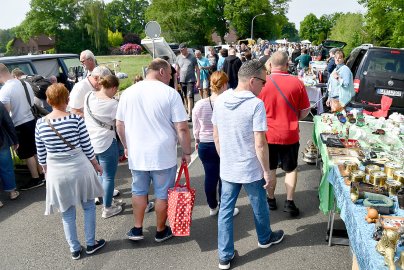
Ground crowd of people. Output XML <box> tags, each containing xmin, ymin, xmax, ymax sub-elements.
<box><xmin>0</xmin><ymin>41</ymin><xmax>354</xmax><ymax>269</ymax></box>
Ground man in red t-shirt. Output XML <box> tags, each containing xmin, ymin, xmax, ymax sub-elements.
<box><xmin>258</xmin><ymin>51</ymin><xmax>310</xmax><ymax>217</ymax></box>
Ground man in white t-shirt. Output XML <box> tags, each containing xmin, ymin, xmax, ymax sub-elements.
<box><xmin>69</xmin><ymin>66</ymin><xmax>111</xmax><ymax>116</ymax></box>
<box><xmin>212</xmin><ymin>60</ymin><xmax>284</xmax><ymax>269</ymax></box>
<box><xmin>0</xmin><ymin>63</ymin><xmax>44</xmax><ymax>190</ymax></box>
<box><xmin>116</xmin><ymin>58</ymin><xmax>192</xmax><ymax>243</ymax></box>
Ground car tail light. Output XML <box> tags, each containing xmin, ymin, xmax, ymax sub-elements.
<box><xmin>391</xmin><ymin>50</ymin><xmax>400</xmax><ymax>54</ymax></box>
<box><xmin>354</xmin><ymin>79</ymin><xmax>360</xmax><ymax>93</ymax></box>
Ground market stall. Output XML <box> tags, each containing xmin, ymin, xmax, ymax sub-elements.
<box><xmin>313</xmin><ymin>111</ymin><xmax>404</xmax><ymax>269</ymax></box>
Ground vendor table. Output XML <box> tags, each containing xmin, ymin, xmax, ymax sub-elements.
<box><xmin>313</xmin><ymin>115</ymin><xmax>404</xmax><ymax>269</ymax></box>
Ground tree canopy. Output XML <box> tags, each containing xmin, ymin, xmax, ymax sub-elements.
<box><xmin>358</xmin><ymin>0</ymin><xmax>404</xmax><ymax>48</ymax></box>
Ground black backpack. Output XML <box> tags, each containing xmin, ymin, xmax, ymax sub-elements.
<box><xmin>25</xmin><ymin>75</ymin><xmax>52</xmax><ymax>100</ymax></box>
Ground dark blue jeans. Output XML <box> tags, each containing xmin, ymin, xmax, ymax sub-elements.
<box><xmin>0</xmin><ymin>145</ymin><xmax>16</xmax><ymax>191</ymax></box>
<box><xmin>198</xmin><ymin>142</ymin><xmax>221</xmax><ymax>209</ymax></box>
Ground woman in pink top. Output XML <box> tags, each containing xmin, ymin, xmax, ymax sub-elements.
<box><xmin>193</xmin><ymin>71</ymin><xmax>239</xmax><ymax>217</ymax></box>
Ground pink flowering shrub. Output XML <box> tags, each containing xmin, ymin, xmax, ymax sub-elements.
<box><xmin>120</xmin><ymin>43</ymin><xmax>142</xmax><ymax>55</ymax></box>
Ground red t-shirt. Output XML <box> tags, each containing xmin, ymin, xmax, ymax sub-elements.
<box><xmin>258</xmin><ymin>71</ymin><xmax>310</xmax><ymax>145</ymax></box>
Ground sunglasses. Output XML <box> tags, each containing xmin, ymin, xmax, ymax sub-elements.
<box><xmin>253</xmin><ymin>76</ymin><xmax>266</xmax><ymax>85</ymax></box>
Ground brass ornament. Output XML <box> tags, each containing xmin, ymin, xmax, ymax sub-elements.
<box><xmin>376</xmin><ymin>229</ymin><xmax>401</xmax><ymax>270</ymax></box>
<box><xmin>365</xmin><ymin>164</ymin><xmax>381</xmax><ymax>175</ymax></box>
<box><xmin>393</xmin><ymin>170</ymin><xmax>404</xmax><ymax>184</ymax></box>
<box><xmin>349</xmin><ymin>170</ymin><xmax>366</xmax><ymax>183</ymax></box>
<box><xmin>369</xmin><ymin>171</ymin><xmax>388</xmax><ymax>187</ymax></box>
<box><xmin>384</xmin><ymin>161</ymin><xmax>402</xmax><ymax>179</ymax></box>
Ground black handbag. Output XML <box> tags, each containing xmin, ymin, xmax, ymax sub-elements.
<box><xmin>20</xmin><ymin>80</ymin><xmax>49</xmax><ymax>119</ymax></box>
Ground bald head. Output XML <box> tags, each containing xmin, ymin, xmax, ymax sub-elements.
<box><xmin>270</xmin><ymin>51</ymin><xmax>289</xmax><ymax>70</ymax></box>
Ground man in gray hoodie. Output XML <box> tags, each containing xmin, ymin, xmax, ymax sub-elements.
<box><xmin>212</xmin><ymin>60</ymin><xmax>284</xmax><ymax>270</ymax></box>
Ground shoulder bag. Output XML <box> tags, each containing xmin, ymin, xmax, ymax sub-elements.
<box><xmin>85</xmin><ymin>93</ymin><xmax>114</xmax><ymax>130</ymax></box>
<box><xmin>45</xmin><ymin>117</ymin><xmax>76</xmax><ymax>150</ymax></box>
<box><xmin>268</xmin><ymin>75</ymin><xmax>299</xmax><ymax>118</ymax></box>
<box><xmin>20</xmin><ymin>80</ymin><xmax>49</xmax><ymax>119</ymax></box>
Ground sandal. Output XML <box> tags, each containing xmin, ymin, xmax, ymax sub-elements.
<box><xmin>10</xmin><ymin>190</ymin><xmax>20</xmax><ymax>200</ymax></box>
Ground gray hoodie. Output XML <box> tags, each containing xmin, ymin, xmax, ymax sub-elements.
<box><xmin>212</xmin><ymin>89</ymin><xmax>267</xmax><ymax>183</ymax></box>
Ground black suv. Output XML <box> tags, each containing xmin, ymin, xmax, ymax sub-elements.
<box><xmin>346</xmin><ymin>45</ymin><xmax>404</xmax><ymax>113</ymax></box>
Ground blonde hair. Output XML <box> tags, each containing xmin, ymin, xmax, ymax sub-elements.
<box><xmin>210</xmin><ymin>71</ymin><xmax>228</xmax><ymax>94</ymax></box>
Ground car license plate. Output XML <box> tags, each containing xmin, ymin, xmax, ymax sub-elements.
<box><xmin>377</xmin><ymin>89</ymin><xmax>402</xmax><ymax>97</ymax></box>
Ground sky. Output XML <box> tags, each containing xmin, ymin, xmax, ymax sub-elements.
<box><xmin>0</xmin><ymin>0</ymin><xmax>367</xmax><ymax>30</ymax></box>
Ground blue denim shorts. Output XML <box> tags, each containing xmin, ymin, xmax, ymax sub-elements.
<box><xmin>130</xmin><ymin>165</ymin><xmax>177</xmax><ymax>200</ymax></box>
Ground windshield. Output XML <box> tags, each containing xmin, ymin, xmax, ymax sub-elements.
<box><xmin>4</xmin><ymin>63</ymin><xmax>35</xmax><ymax>75</ymax></box>
<box><xmin>62</xmin><ymin>57</ymin><xmax>83</xmax><ymax>81</ymax></box>
<box><xmin>363</xmin><ymin>50</ymin><xmax>404</xmax><ymax>77</ymax></box>
<box><xmin>322</xmin><ymin>40</ymin><xmax>346</xmax><ymax>49</ymax></box>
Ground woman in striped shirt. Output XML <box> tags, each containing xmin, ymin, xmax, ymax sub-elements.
<box><xmin>35</xmin><ymin>83</ymin><xmax>105</xmax><ymax>260</ymax></box>
<box><xmin>192</xmin><ymin>71</ymin><xmax>239</xmax><ymax>217</ymax></box>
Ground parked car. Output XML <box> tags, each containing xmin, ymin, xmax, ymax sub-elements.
<box><xmin>0</xmin><ymin>54</ymin><xmax>82</xmax><ymax>91</ymax></box>
<box><xmin>346</xmin><ymin>45</ymin><xmax>404</xmax><ymax>113</ymax></box>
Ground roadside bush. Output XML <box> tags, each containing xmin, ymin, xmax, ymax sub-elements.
<box><xmin>120</xmin><ymin>43</ymin><xmax>142</xmax><ymax>55</ymax></box>
<box><xmin>108</xmin><ymin>29</ymin><xmax>123</xmax><ymax>47</ymax></box>
<box><xmin>109</xmin><ymin>47</ymin><xmax>123</xmax><ymax>55</ymax></box>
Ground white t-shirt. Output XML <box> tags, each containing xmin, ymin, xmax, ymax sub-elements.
<box><xmin>68</xmin><ymin>78</ymin><xmax>95</xmax><ymax>110</ymax></box>
<box><xmin>84</xmin><ymin>92</ymin><xmax>118</xmax><ymax>154</ymax></box>
<box><xmin>0</xmin><ymin>79</ymin><xmax>35</xmax><ymax>126</ymax></box>
<box><xmin>116</xmin><ymin>80</ymin><xmax>188</xmax><ymax>170</ymax></box>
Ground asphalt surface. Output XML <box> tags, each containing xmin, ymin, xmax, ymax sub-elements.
<box><xmin>0</xmin><ymin>121</ymin><xmax>351</xmax><ymax>270</ymax></box>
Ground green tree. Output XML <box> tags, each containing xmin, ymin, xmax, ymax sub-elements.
<box><xmin>281</xmin><ymin>22</ymin><xmax>299</xmax><ymax>42</ymax></box>
<box><xmin>105</xmin><ymin>0</ymin><xmax>149</xmax><ymax>35</ymax></box>
<box><xmin>329</xmin><ymin>12</ymin><xmax>367</xmax><ymax>54</ymax></box>
<box><xmin>145</xmin><ymin>0</ymin><xmax>210</xmax><ymax>45</ymax></box>
<box><xmin>84</xmin><ymin>1</ymin><xmax>108</xmax><ymax>53</ymax></box>
<box><xmin>299</xmin><ymin>14</ymin><xmax>320</xmax><ymax>43</ymax></box>
<box><xmin>108</xmin><ymin>29</ymin><xmax>124</xmax><ymax>47</ymax></box>
<box><xmin>358</xmin><ymin>0</ymin><xmax>404</xmax><ymax>47</ymax></box>
<box><xmin>0</xmin><ymin>29</ymin><xmax>15</xmax><ymax>53</ymax></box>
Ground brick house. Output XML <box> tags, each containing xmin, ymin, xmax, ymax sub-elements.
<box><xmin>11</xmin><ymin>34</ymin><xmax>55</xmax><ymax>55</ymax></box>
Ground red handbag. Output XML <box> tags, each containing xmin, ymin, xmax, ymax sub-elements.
<box><xmin>167</xmin><ymin>162</ymin><xmax>196</xmax><ymax>236</ymax></box>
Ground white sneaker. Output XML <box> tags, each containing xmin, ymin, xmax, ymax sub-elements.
<box><xmin>102</xmin><ymin>205</ymin><xmax>122</xmax><ymax>219</ymax></box>
<box><xmin>113</xmin><ymin>189</ymin><xmax>120</xmax><ymax>197</ymax></box>
<box><xmin>209</xmin><ymin>206</ymin><xmax>219</xmax><ymax>216</ymax></box>
<box><xmin>95</xmin><ymin>197</ymin><xmax>101</xmax><ymax>205</ymax></box>
<box><xmin>145</xmin><ymin>202</ymin><xmax>155</xmax><ymax>213</ymax></box>
<box><xmin>233</xmin><ymin>208</ymin><xmax>240</xmax><ymax>217</ymax></box>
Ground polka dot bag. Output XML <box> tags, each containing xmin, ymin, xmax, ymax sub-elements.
<box><xmin>167</xmin><ymin>161</ymin><xmax>196</xmax><ymax>236</ymax></box>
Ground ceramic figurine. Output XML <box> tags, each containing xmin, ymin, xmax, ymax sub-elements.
<box><xmin>365</xmin><ymin>208</ymin><xmax>379</xmax><ymax>223</ymax></box>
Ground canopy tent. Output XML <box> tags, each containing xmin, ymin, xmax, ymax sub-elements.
<box><xmin>301</xmin><ymin>40</ymin><xmax>312</xmax><ymax>44</ymax></box>
<box><xmin>275</xmin><ymin>39</ymin><xmax>287</xmax><ymax>44</ymax></box>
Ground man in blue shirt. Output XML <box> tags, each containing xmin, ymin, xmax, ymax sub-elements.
<box><xmin>195</xmin><ymin>50</ymin><xmax>211</xmax><ymax>98</ymax></box>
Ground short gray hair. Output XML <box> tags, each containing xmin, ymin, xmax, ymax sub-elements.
<box><xmin>81</xmin><ymin>50</ymin><xmax>95</xmax><ymax>61</ymax></box>
<box><xmin>92</xmin><ymin>65</ymin><xmax>112</xmax><ymax>78</ymax></box>
<box><xmin>238</xmin><ymin>59</ymin><xmax>266</xmax><ymax>80</ymax></box>
<box><xmin>270</xmin><ymin>51</ymin><xmax>288</xmax><ymax>67</ymax></box>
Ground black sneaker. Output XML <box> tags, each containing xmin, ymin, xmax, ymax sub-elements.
<box><xmin>127</xmin><ymin>227</ymin><xmax>144</xmax><ymax>241</ymax></box>
<box><xmin>267</xmin><ymin>197</ymin><xmax>277</xmax><ymax>210</ymax></box>
<box><xmin>155</xmin><ymin>226</ymin><xmax>173</xmax><ymax>243</ymax></box>
<box><xmin>284</xmin><ymin>200</ymin><xmax>300</xmax><ymax>217</ymax></box>
<box><xmin>71</xmin><ymin>247</ymin><xmax>82</xmax><ymax>260</ymax></box>
<box><xmin>258</xmin><ymin>230</ymin><xmax>285</xmax><ymax>248</ymax></box>
<box><xmin>20</xmin><ymin>178</ymin><xmax>45</xmax><ymax>190</ymax></box>
<box><xmin>218</xmin><ymin>252</ymin><xmax>235</xmax><ymax>270</ymax></box>
<box><xmin>86</xmin><ymin>239</ymin><xmax>106</xmax><ymax>255</ymax></box>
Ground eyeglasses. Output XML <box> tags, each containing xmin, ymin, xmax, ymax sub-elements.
<box><xmin>253</xmin><ymin>76</ymin><xmax>266</xmax><ymax>85</ymax></box>
<box><xmin>80</xmin><ymin>58</ymin><xmax>89</xmax><ymax>64</ymax></box>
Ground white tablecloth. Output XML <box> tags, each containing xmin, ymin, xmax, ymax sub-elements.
<box><xmin>306</xmin><ymin>86</ymin><xmax>324</xmax><ymax>114</ymax></box>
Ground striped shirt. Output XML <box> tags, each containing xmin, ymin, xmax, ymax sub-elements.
<box><xmin>35</xmin><ymin>114</ymin><xmax>95</xmax><ymax>165</ymax></box>
<box><xmin>192</xmin><ymin>98</ymin><xmax>214</xmax><ymax>142</ymax></box>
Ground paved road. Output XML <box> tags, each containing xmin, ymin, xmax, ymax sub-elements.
<box><xmin>0</xmin><ymin>121</ymin><xmax>351</xmax><ymax>270</ymax></box>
